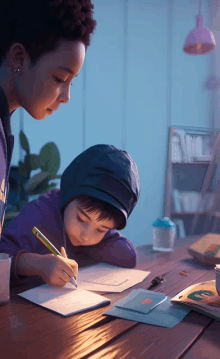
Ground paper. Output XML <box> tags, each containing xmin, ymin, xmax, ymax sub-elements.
<box><xmin>18</xmin><ymin>286</ymin><xmax>110</xmax><ymax>317</ymax></box>
<box><xmin>114</xmin><ymin>288</ymin><xmax>167</xmax><ymax>314</ymax></box>
<box><xmin>105</xmin><ymin>289</ymin><xmax>190</xmax><ymax>328</ymax></box>
<box><xmin>76</xmin><ymin>263</ymin><xmax>150</xmax><ymax>292</ymax></box>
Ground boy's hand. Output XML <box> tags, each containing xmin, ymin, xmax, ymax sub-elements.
<box><xmin>38</xmin><ymin>254</ymin><xmax>78</xmax><ymax>287</ymax></box>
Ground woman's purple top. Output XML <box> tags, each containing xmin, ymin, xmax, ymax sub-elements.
<box><xmin>0</xmin><ymin>188</ymin><xmax>138</xmax><ymax>279</ymax></box>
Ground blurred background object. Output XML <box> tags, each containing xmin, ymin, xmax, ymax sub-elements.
<box><xmin>183</xmin><ymin>0</ymin><xmax>216</xmax><ymax>55</ymax></box>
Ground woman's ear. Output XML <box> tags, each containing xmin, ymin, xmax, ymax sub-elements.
<box><xmin>9</xmin><ymin>42</ymin><xmax>28</xmax><ymax>72</ymax></box>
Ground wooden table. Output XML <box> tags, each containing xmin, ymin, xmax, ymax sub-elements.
<box><xmin>1</xmin><ymin>235</ymin><xmax>220</xmax><ymax>359</ymax></box>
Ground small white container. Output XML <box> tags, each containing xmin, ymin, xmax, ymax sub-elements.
<box><xmin>0</xmin><ymin>253</ymin><xmax>11</xmax><ymax>305</ymax></box>
<box><xmin>215</xmin><ymin>266</ymin><xmax>220</xmax><ymax>296</ymax></box>
<box><xmin>152</xmin><ymin>217</ymin><xmax>175</xmax><ymax>252</ymax></box>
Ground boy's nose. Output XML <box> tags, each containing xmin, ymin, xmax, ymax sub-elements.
<box><xmin>79</xmin><ymin>232</ymin><xmax>89</xmax><ymax>245</ymax></box>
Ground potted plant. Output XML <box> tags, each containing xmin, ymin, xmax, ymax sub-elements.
<box><xmin>4</xmin><ymin>130</ymin><xmax>61</xmax><ymax>227</ymax></box>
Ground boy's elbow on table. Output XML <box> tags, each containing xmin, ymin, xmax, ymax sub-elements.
<box><xmin>118</xmin><ymin>252</ymin><xmax>137</xmax><ymax>268</ymax></box>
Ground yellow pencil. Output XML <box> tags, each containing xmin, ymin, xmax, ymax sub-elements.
<box><xmin>32</xmin><ymin>227</ymin><xmax>77</xmax><ymax>288</ymax></box>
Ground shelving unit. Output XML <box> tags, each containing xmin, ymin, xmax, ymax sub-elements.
<box><xmin>164</xmin><ymin>125</ymin><xmax>220</xmax><ymax>236</ymax></box>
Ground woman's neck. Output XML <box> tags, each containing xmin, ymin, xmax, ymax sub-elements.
<box><xmin>0</xmin><ymin>67</ymin><xmax>20</xmax><ymax>113</ymax></box>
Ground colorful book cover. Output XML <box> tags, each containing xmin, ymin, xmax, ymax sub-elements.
<box><xmin>171</xmin><ymin>280</ymin><xmax>220</xmax><ymax>321</ymax></box>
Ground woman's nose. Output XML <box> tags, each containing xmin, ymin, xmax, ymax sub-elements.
<box><xmin>59</xmin><ymin>86</ymin><xmax>70</xmax><ymax>104</ymax></box>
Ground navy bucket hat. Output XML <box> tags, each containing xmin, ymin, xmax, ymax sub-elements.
<box><xmin>59</xmin><ymin>144</ymin><xmax>140</xmax><ymax>230</ymax></box>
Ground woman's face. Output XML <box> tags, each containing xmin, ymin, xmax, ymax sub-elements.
<box><xmin>9</xmin><ymin>39</ymin><xmax>85</xmax><ymax>119</ymax></box>
<box><xmin>63</xmin><ymin>199</ymin><xmax>115</xmax><ymax>247</ymax></box>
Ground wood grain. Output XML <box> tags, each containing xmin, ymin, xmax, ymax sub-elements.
<box><xmin>1</xmin><ymin>235</ymin><xmax>218</xmax><ymax>359</ymax></box>
<box><xmin>182</xmin><ymin>320</ymin><xmax>220</xmax><ymax>358</ymax></box>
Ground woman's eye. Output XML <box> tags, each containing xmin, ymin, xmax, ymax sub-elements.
<box><xmin>54</xmin><ymin>76</ymin><xmax>65</xmax><ymax>84</ymax></box>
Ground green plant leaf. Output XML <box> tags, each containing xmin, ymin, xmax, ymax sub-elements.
<box><xmin>48</xmin><ymin>182</ymin><xmax>57</xmax><ymax>187</ymax></box>
<box><xmin>31</xmin><ymin>180</ymin><xmax>56</xmax><ymax>195</ymax></box>
<box><xmin>24</xmin><ymin>171</ymin><xmax>50</xmax><ymax>193</ymax></box>
<box><xmin>18</xmin><ymin>160</ymin><xmax>27</xmax><ymax>179</ymax></box>
<box><xmin>29</xmin><ymin>154</ymin><xmax>40</xmax><ymax>171</ymax></box>
<box><xmin>39</xmin><ymin>142</ymin><xmax>60</xmax><ymax>178</ymax></box>
<box><xmin>20</xmin><ymin>130</ymin><xmax>30</xmax><ymax>154</ymax></box>
<box><xmin>38</xmin><ymin>183</ymin><xmax>57</xmax><ymax>194</ymax></box>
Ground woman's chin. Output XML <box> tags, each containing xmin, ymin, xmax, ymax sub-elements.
<box><xmin>27</xmin><ymin>108</ymin><xmax>47</xmax><ymax>120</ymax></box>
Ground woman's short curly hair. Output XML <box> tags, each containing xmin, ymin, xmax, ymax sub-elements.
<box><xmin>0</xmin><ymin>0</ymin><xmax>97</xmax><ymax>66</ymax></box>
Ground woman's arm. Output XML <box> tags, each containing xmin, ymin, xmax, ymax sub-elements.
<box><xmin>78</xmin><ymin>229</ymin><xmax>138</xmax><ymax>268</ymax></box>
<box><xmin>0</xmin><ymin>201</ymin><xmax>47</xmax><ymax>279</ymax></box>
<box><xmin>0</xmin><ymin>190</ymin><xmax>62</xmax><ymax>279</ymax></box>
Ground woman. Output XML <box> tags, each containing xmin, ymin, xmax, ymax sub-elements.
<box><xmin>0</xmin><ymin>0</ymin><xmax>96</xmax><ymax>237</ymax></box>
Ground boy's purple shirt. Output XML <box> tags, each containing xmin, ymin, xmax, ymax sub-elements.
<box><xmin>0</xmin><ymin>188</ymin><xmax>138</xmax><ymax>279</ymax></box>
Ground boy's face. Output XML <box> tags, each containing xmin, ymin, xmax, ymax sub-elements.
<box><xmin>7</xmin><ymin>39</ymin><xmax>85</xmax><ymax>119</ymax></box>
<box><xmin>63</xmin><ymin>199</ymin><xmax>116</xmax><ymax>246</ymax></box>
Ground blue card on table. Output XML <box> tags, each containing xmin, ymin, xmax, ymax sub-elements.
<box><xmin>105</xmin><ymin>289</ymin><xmax>191</xmax><ymax>328</ymax></box>
<box><xmin>114</xmin><ymin>289</ymin><xmax>167</xmax><ymax>314</ymax></box>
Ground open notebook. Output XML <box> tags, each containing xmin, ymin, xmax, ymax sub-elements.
<box><xmin>18</xmin><ymin>286</ymin><xmax>110</xmax><ymax>317</ymax></box>
<box><xmin>18</xmin><ymin>263</ymin><xmax>150</xmax><ymax>316</ymax></box>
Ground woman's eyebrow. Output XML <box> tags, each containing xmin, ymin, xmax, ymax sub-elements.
<box><xmin>57</xmin><ymin>66</ymin><xmax>74</xmax><ymax>75</ymax></box>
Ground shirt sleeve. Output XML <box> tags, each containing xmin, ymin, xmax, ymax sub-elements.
<box><xmin>0</xmin><ymin>201</ymin><xmax>51</xmax><ymax>280</ymax></box>
<box><xmin>78</xmin><ymin>229</ymin><xmax>138</xmax><ymax>268</ymax></box>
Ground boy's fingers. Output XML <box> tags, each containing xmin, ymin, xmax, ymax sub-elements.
<box><xmin>65</xmin><ymin>258</ymin><xmax>78</xmax><ymax>275</ymax></box>
<box><xmin>61</xmin><ymin>247</ymin><xmax>67</xmax><ymax>258</ymax></box>
<box><xmin>62</xmin><ymin>261</ymin><xmax>77</xmax><ymax>279</ymax></box>
<box><xmin>57</xmin><ymin>271</ymin><xmax>71</xmax><ymax>285</ymax></box>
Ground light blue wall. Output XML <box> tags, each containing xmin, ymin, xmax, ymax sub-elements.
<box><xmin>171</xmin><ymin>0</ymin><xmax>212</xmax><ymax>128</ymax></box>
<box><xmin>10</xmin><ymin>0</ymin><xmax>213</xmax><ymax>246</ymax></box>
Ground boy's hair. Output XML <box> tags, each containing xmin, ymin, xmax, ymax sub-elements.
<box><xmin>0</xmin><ymin>0</ymin><xmax>97</xmax><ymax>67</ymax></box>
<box><xmin>71</xmin><ymin>195</ymin><xmax>124</xmax><ymax>230</ymax></box>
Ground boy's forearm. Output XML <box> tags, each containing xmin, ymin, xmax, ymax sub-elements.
<box><xmin>16</xmin><ymin>253</ymin><xmax>43</xmax><ymax>277</ymax></box>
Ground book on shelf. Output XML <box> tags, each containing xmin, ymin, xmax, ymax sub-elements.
<box><xmin>171</xmin><ymin>129</ymin><xmax>212</xmax><ymax>163</ymax></box>
<box><xmin>172</xmin><ymin>189</ymin><xmax>182</xmax><ymax>212</ymax></box>
<box><xmin>172</xmin><ymin>190</ymin><xmax>215</xmax><ymax>213</ymax></box>
<box><xmin>185</xmin><ymin>134</ymin><xmax>193</xmax><ymax>163</ymax></box>
<box><xmin>171</xmin><ymin>134</ymin><xmax>182</xmax><ymax>163</ymax></box>
<box><xmin>172</xmin><ymin>218</ymin><xmax>186</xmax><ymax>238</ymax></box>
<box><xmin>173</xmin><ymin>129</ymin><xmax>187</xmax><ymax>162</ymax></box>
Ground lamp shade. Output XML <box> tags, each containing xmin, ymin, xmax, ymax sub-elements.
<box><xmin>183</xmin><ymin>15</ymin><xmax>216</xmax><ymax>55</ymax></box>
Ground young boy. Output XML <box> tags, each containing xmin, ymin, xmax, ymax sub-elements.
<box><xmin>0</xmin><ymin>0</ymin><xmax>96</xmax><ymax>237</ymax></box>
<box><xmin>0</xmin><ymin>144</ymin><xmax>140</xmax><ymax>287</ymax></box>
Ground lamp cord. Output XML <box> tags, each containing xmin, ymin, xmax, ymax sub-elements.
<box><xmin>199</xmin><ymin>0</ymin><xmax>201</xmax><ymax>16</ymax></box>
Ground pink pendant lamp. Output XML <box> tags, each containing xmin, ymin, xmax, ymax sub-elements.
<box><xmin>183</xmin><ymin>0</ymin><xmax>216</xmax><ymax>55</ymax></box>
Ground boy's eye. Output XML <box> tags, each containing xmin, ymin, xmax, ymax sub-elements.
<box><xmin>77</xmin><ymin>215</ymin><xmax>105</xmax><ymax>234</ymax></box>
<box><xmin>77</xmin><ymin>215</ymin><xmax>84</xmax><ymax>223</ymax></box>
<box><xmin>97</xmin><ymin>229</ymin><xmax>105</xmax><ymax>234</ymax></box>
